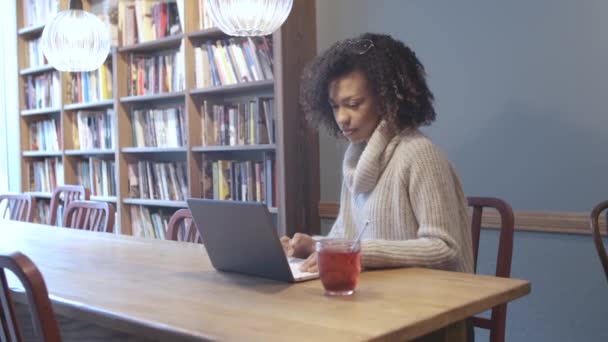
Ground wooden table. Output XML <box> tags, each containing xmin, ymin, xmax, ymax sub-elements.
<box><xmin>0</xmin><ymin>221</ymin><xmax>530</xmax><ymax>341</ymax></box>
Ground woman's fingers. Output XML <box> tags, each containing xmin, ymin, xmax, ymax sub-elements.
<box><xmin>280</xmin><ymin>236</ymin><xmax>293</xmax><ymax>256</ymax></box>
<box><xmin>291</xmin><ymin>233</ymin><xmax>315</xmax><ymax>258</ymax></box>
<box><xmin>299</xmin><ymin>252</ymin><xmax>318</xmax><ymax>272</ymax></box>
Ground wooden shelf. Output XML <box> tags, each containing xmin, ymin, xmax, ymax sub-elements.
<box><xmin>118</xmin><ymin>34</ymin><xmax>184</xmax><ymax>52</ymax></box>
<box><xmin>17</xmin><ymin>24</ymin><xmax>44</xmax><ymax>37</ymax></box>
<box><xmin>64</xmin><ymin>100</ymin><xmax>114</xmax><ymax>111</ymax></box>
<box><xmin>64</xmin><ymin>149</ymin><xmax>115</xmax><ymax>156</ymax></box>
<box><xmin>192</xmin><ymin>144</ymin><xmax>276</xmax><ymax>152</ymax></box>
<box><xmin>121</xmin><ymin>147</ymin><xmax>188</xmax><ymax>154</ymax></box>
<box><xmin>19</xmin><ymin>65</ymin><xmax>55</xmax><ymax>76</ymax></box>
<box><xmin>27</xmin><ymin>191</ymin><xmax>52</xmax><ymax>199</ymax></box>
<box><xmin>187</xmin><ymin>27</ymin><xmax>224</xmax><ymax>40</ymax></box>
<box><xmin>189</xmin><ymin>80</ymin><xmax>274</xmax><ymax>96</ymax></box>
<box><xmin>91</xmin><ymin>196</ymin><xmax>117</xmax><ymax>203</ymax></box>
<box><xmin>120</xmin><ymin>92</ymin><xmax>185</xmax><ymax>103</ymax></box>
<box><xmin>122</xmin><ymin>198</ymin><xmax>188</xmax><ymax>208</ymax></box>
<box><xmin>22</xmin><ymin>151</ymin><xmax>62</xmax><ymax>157</ymax></box>
<box><xmin>20</xmin><ymin>108</ymin><xmax>61</xmax><ymax>116</ymax></box>
<box><xmin>15</xmin><ymin>0</ymin><xmax>319</xmax><ymax>237</ymax></box>
<box><xmin>27</xmin><ymin>192</ymin><xmax>115</xmax><ymax>202</ymax></box>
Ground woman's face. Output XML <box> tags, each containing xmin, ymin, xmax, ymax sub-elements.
<box><xmin>328</xmin><ymin>69</ymin><xmax>381</xmax><ymax>143</ymax></box>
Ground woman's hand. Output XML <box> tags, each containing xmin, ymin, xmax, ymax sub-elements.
<box><xmin>299</xmin><ymin>252</ymin><xmax>318</xmax><ymax>273</ymax></box>
<box><xmin>280</xmin><ymin>236</ymin><xmax>292</xmax><ymax>256</ymax></box>
<box><xmin>279</xmin><ymin>233</ymin><xmax>316</xmax><ymax>259</ymax></box>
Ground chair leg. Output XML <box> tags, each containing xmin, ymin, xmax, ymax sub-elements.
<box><xmin>489</xmin><ymin>304</ymin><xmax>507</xmax><ymax>342</ymax></box>
<box><xmin>1</xmin><ymin>273</ymin><xmax>22</xmax><ymax>341</ymax></box>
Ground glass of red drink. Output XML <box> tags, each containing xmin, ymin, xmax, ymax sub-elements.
<box><xmin>316</xmin><ymin>238</ymin><xmax>361</xmax><ymax>296</ymax></box>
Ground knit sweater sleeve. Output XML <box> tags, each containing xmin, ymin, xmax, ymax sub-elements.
<box><xmin>361</xmin><ymin>143</ymin><xmax>466</xmax><ymax>270</ymax></box>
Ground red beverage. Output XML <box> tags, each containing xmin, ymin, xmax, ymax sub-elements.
<box><xmin>316</xmin><ymin>239</ymin><xmax>361</xmax><ymax>296</ymax></box>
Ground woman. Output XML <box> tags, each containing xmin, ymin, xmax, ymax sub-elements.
<box><xmin>282</xmin><ymin>33</ymin><xmax>474</xmax><ymax>275</ymax></box>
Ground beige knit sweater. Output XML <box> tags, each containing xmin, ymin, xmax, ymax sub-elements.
<box><xmin>329</xmin><ymin>120</ymin><xmax>474</xmax><ymax>273</ymax></box>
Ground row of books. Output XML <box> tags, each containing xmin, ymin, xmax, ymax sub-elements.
<box><xmin>128</xmin><ymin>47</ymin><xmax>185</xmax><ymax>96</ymax></box>
<box><xmin>34</xmin><ymin>200</ymin><xmax>48</xmax><ymax>224</ymax></box>
<box><xmin>202</xmin><ymin>157</ymin><xmax>276</xmax><ymax>207</ymax></box>
<box><xmin>194</xmin><ymin>37</ymin><xmax>274</xmax><ymax>88</ymax></box>
<box><xmin>33</xmin><ymin>200</ymin><xmax>58</xmax><ymax>225</ymax></box>
<box><xmin>129</xmin><ymin>205</ymin><xmax>171</xmax><ymax>239</ymax></box>
<box><xmin>201</xmin><ymin>98</ymin><xmax>275</xmax><ymax>146</ymax></box>
<box><xmin>73</xmin><ymin>110</ymin><xmax>115</xmax><ymax>150</ymax></box>
<box><xmin>28</xmin><ymin>157</ymin><xmax>63</xmax><ymax>193</ymax></box>
<box><xmin>29</xmin><ymin>118</ymin><xmax>60</xmax><ymax>151</ymax></box>
<box><xmin>67</xmin><ymin>64</ymin><xmax>113</xmax><ymax>104</ymax></box>
<box><xmin>76</xmin><ymin>158</ymin><xmax>117</xmax><ymax>197</ymax></box>
<box><xmin>199</xmin><ymin>0</ymin><xmax>213</xmax><ymax>30</ymax></box>
<box><xmin>23</xmin><ymin>72</ymin><xmax>61</xmax><ymax>110</ymax></box>
<box><xmin>131</xmin><ymin>106</ymin><xmax>186</xmax><ymax>148</ymax></box>
<box><xmin>119</xmin><ymin>0</ymin><xmax>183</xmax><ymax>46</ymax></box>
<box><xmin>127</xmin><ymin>161</ymin><xmax>188</xmax><ymax>201</ymax></box>
<box><xmin>22</xmin><ymin>0</ymin><xmax>58</xmax><ymax>28</ymax></box>
<box><xmin>26</xmin><ymin>38</ymin><xmax>46</xmax><ymax>69</ymax></box>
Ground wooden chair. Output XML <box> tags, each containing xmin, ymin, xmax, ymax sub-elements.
<box><xmin>167</xmin><ymin>209</ymin><xmax>202</xmax><ymax>243</ymax></box>
<box><xmin>0</xmin><ymin>193</ymin><xmax>36</xmax><ymax>222</ymax></box>
<box><xmin>0</xmin><ymin>251</ymin><xmax>61</xmax><ymax>342</ymax></box>
<box><xmin>468</xmin><ymin>197</ymin><xmax>515</xmax><ymax>342</ymax></box>
<box><xmin>62</xmin><ymin>200</ymin><xmax>115</xmax><ymax>233</ymax></box>
<box><xmin>48</xmin><ymin>185</ymin><xmax>90</xmax><ymax>226</ymax></box>
<box><xmin>590</xmin><ymin>200</ymin><xmax>608</xmax><ymax>282</ymax></box>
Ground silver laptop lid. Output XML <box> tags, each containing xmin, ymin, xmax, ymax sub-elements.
<box><xmin>187</xmin><ymin>198</ymin><xmax>295</xmax><ymax>282</ymax></box>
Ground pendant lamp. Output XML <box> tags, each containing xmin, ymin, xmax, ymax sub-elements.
<box><xmin>41</xmin><ymin>0</ymin><xmax>110</xmax><ymax>72</ymax></box>
<box><xmin>206</xmin><ymin>0</ymin><xmax>293</xmax><ymax>36</ymax></box>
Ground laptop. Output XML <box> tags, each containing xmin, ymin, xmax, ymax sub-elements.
<box><xmin>186</xmin><ymin>198</ymin><xmax>319</xmax><ymax>283</ymax></box>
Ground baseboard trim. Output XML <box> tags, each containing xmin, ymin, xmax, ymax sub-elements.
<box><xmin>318</xmin><ymin>202</ymin><xmax>606</xmax><ymax>236</ymax></box>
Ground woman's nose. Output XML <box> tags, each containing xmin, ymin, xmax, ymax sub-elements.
<box><xmin>335</xmin><ymin>108</ymin><xmax>349</xmax><ymax>126</ymax></box>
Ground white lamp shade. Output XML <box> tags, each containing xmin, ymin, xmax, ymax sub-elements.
<box><xmin>207</xmin><ymin>0</ymin><xmax>293</xmax><ymax>36</ymax></box>
<box><xmin>41</xmin><ymin>10</ymin><xmax>110</xmax><ymax>72</ymax></box>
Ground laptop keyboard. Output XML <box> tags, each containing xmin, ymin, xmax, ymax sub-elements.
<box><xmin>288</xmin><ymin>257</ymin><xmax>319</xmax><ymax>281</ymax></box>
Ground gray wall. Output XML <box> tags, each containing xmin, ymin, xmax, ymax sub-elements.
<box><xmin>316</xmin><ymin>0</ymin><xmax>608</xmax><ymax>212</ymax></box>
<box><xmin>477</xmin><ymin>229</ymin><xmax>607</xmax><ymax>341</ymax></box>
<box><xmin>315</xmin><ymin>0</ymin><xmax>608</xmax><ymax>341</ymax></box>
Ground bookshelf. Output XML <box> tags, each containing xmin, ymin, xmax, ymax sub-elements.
<box><xmin>118</xmin><ymin>34</ymin><xmax>185</xmax><ymax>52</ymax></box>
<box><xmin>63</xmin><ymin>99</ymin><xmax>114</xmax><ymax>111</ymax></box>
<box><xmin>20</xmin><ymin>107</ymin><xmax>61</xmax><ymax>116</ymax></box>
<box><xmin>16</xmin><ymin>0</ymin><xmax>320</xmax><ymax>237</ymax></box>
<box><xmin>17</xmin><ymin>1</ymin><xmax>57</xmax><ymax>222</ymax></box>
<box><xmin>17</xmin><ymin>23</ymin><xmax>46</xmax><ymax>36</ymax></box>
<box><xmin>19</xmin><ymin>64</ymin><xmax>55</xmax><ymax>76</ymax></box>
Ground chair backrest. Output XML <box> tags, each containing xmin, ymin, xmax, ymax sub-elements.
<box><xmin>590</xmin><ymin>200</ymin><xmax>608</xmax><ymax>282</ymax></box>
<box><xmin>468</xmin><ymin>196</ymin><xmax>515</xmax><ymax>342</ymax></box>
<box><xmin>48</xmin><ymin>185</ymin><xmax>90</xmax><ymax>226</ymax></box>
<box><xmin>62</xmin><ymin>200</ymin><xmax>115</xmax><ymax>233</ymax></box>
<box><xmin>0</xmin><ymin>251</ymin><xmax>61</xmax><ymax>342</ymax></box>
<box><xmin>167</xmin><ymin>209</ymin><xmax>202</xmax><ymax>243</ymax></box>
<box><xmin>0</xmin><ymin>194</ymin><xmax>36</xmax><ymax>222</ymax></box>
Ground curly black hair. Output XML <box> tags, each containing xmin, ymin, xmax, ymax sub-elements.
<box><xmin>299</xmin><ymin>33</ymin><xmax>436</xmax><ymax>136</ymax></box>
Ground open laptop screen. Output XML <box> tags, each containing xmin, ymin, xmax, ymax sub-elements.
<box><xmin>187</xmin><ymin>199</ymin><xmax>317</xmax><ymax>282</ymax></box>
